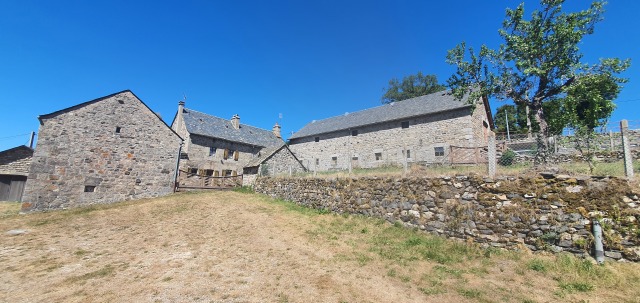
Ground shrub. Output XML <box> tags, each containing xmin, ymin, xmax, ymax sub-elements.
<box><xmin>499</xmin><ymin>149</ymin><xmax>517</xmax><ymax>166</ymax></box>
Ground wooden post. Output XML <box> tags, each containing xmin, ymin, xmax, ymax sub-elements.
<box><xmin>609</xmin><ymin>130</ymin><xmax>614</xmax><ymax>151</ymax></box>
<box><xmin>621</xmin><ymin>120</ymin><xmax>635</xmax><ymax>180</ymax></box>
<box><xmin>488</xmin><ymin>132</ymin><xmax>496</xmax><ymax>178</ymax></box>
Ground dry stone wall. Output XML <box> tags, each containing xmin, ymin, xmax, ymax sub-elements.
<box><xmin>255</xmin><ymin>174</ymin><xmax>640</xmax><ymax>262</ymax></box>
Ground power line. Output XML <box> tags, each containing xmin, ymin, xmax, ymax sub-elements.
<box><xmin>0</xmin><ymin>133</ymin><xmax>32</xmax><ymax>141</ymax></box>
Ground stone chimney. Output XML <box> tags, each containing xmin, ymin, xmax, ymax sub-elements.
<box><xmin>231</xmin><ymin>114</ymin><xmax>240</xmax><ymax>130</ymax></box>
<box><xmin>272</xmin><ymin>122</ymin><xmax>281</xmax><ymax>138</ymax></box>
<box><xmin>173</xmin><ymin>100</ymin><xmax>185</xmax><ymax>133</ymax></box>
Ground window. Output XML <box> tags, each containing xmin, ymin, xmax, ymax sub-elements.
<box><xmin>435</xmin><ymin>147</ymin><xmax>445</xmax><ymax>157</ymax></box>
<box><xmin>375</xmin><ymin>152</ymin><xmax>382</xmax><ymax>161</ymax></box>
<box><xmin>315</xmin><ymin>158</ymin><xmax>319</xmax><ymax>165</ymax></box>
<box><xmin>315</xmin><ymin>137</ymin><xmax>320</xmax><ymax>142</ymax></box>
<box><xmin>331</xmin><ymin>156</ymin><xmax>337</xmax><ymax>166</ymax></box>
<box><xmin>84</xmin><ymin>185</ymin><xmax>96</xmax><ymax>192</ymax></box>
<box><xmin>209</xmin><ymin>147</ymin><xmax>216</xmax><ymax>156</ymax></box>
<box><xmin>352</xmin><ymin>156</ymin><xmax>358</xmax><ymax>161</ymax></box>
<box><xmin>401</xmin><ymin>121</ymin><xmax>409</xmax><ymax>129</ymax></box>
<box><xmin>233</xmin><ymin>150</ymin><xmax>239</xmax><ymax>161</ymax></box>
<box><xmin>118</xmin><ymin>100</ymin><xmax>124</xmax><ymax>104</ymax></box>
<box><xmin>406</xmin><ymin>150</ymin><xmax>411</xmax><ymax>159</ymax></box>
<box><xmin>223</xmin><ymin>149</ymin><xmax>229</xmax><ymax>160</ymax></box>
<box><xmin>189</xmin><ymin>168</ymin><xmax>198</xmax><ymax>175</ymax></box>
<box><xmin>223</xmin><ymin>170</ymin><xmax>232</xmax><ymax>177</ymax></box>
<box><xmin>351</xmin><ymin>130</ymin><xmax>358</xmax><ymax>136</ymax></box>
<box><xmin>205</xmin><ymin>169</ymin><xmax>214</xmax><ymax>176</ymax></box>
<box><xmin>115</xmin><ymin>127</ymin><xmax>121</xmax><ymax>133</ymax></box>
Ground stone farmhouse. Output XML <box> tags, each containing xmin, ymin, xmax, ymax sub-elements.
<box><xmin>0</xmin><ymin>145</ymin><xmax>33</xmax><ymax>202</ymax></box>
<box><xmin>288</xmin><ymin>90</ymin><xmax>493</xmax><ymax>171</ymax></box>
<box><xmin>170</xmin><ymin>101</ymin><xmax>305</xmax><ymax>186</ymax></box>
<box><xmin>21</xmin><ymin>90</ymin><xmax>183</xmax><ymax>211</ymax></box>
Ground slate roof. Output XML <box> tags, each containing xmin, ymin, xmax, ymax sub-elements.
<box><xmin>244</xmin><ymin>144</ymin><xmax>286</xmax><ymax>167</ymax></box>
<box><xmin>182</xmin><ymin>108</ymin><xmax>283</xmax><ymax>148</ymax></box>
<box><xmin>289</xmin><ymin>90</ymin><xmax>473</xmax><ymax>139</ymax></box>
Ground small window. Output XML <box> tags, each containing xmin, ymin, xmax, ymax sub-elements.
<box><xmin>315</xmin><ymin>158</ymin><xmax>319</xmax><ymax>165</ymax></box>
<box><xmin>115</xmin><ymin>127</ymin><xmax>121</xmax><ymax>133</ymax></box>
<box><xmin>205</xmin><ymin>169</ymin><xmax>214</xmax><ymax>176</ymax></box>
<box><xmin>233</xmin><ymin>150</ymin><xmax>239</xmax><ymax>161</ymax></box>
<box><xmin>223</xmin><ymin>170</ymin><xmax>232</xmax><ymax>177</ymax></box>
<box><xmin>401</xmin><ymin>121</ymin><xmax>409</xmax><ymax>129</ymax></box>
<box><xmin>351</xmin><ymin>130</ymin><xmax>358</xmax><ymax>136</ymax></box>
<box><xmin>84</xmin><ymin>185</ymin><xmax>96</xmax><ymax>192</ymax></box>
<box><xmin>223</xmin><ymin>149</ymin><xmax>229</xmax><ymax>160</ymax></box>
<box><xmin>435</xmin><ymin>147</ymin><xmax>445</xmax><ymax>157</ymax></box>
<box><xmin>331</xmin><ymin>156</ymin><xmax>337</xmax><ymax>166</ymax></box>
<box><xmin>352</xmin><ymin>156</ymin><xmax>358</xmax><ymax>161</ymax></box>
<box><xmin>118</xmin><ymin>100</ymin><xmax>124</xmax><ymax>104</ymax></box>
<box><xmin>189</xmin><ymin>168</ymin><xmax>198</xmax><ymax>175</ymax></box>
<box><xmin>406</xmin><ymin>150</ymin><xmax>411</xmax><ymax>159</ymax></box>
<box><xmin>209</xmin><ymin>147</ymin><xmax>216</xmax><ymax>156</ymax></box>
<box><xmin>315</xmin><ymin>137</ymin><xmax>320</xmax><ymax>142</ymax></box>
<box><xmin>375</xmin><ymin>152</ymin><xmax>382</xmax><ymax>161</ymax></box>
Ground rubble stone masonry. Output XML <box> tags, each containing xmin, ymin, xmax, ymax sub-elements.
<box><xmin>21</xmin><ymin>91</ymin><xmax>182</xmax><ymax>211</ymax></box>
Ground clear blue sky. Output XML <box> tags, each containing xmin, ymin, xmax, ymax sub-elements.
<box><xmin>1</xmin><ymin>0</ymin><xmax>638</xmax><ymax>151</ymax></box>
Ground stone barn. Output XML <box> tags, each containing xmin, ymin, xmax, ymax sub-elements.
<box><xmin>0</xmin><ymin>145</ymin><xmax>33</xmax><ymax>202</ymax></box>
<box><xmin>288</xmin><ymin>90</ymin><xmax>493</xmax><ymax>171</ymax></box>
<box><xmin>242</xmin><ymin>143</ymin><xmax>306</xmax><ymax>186</ymax></box>
<box><xmin>21</xmin><ymin>90</ymin><xmax>183</xmax><ymax>211</ymax></box>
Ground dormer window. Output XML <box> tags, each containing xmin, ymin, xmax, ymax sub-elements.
<box><xmin>401</xmin><ymin>121</ymin><xmax>409</xmax><ymax>129</ymax></box>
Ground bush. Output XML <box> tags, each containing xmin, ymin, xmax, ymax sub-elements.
<box><xmin>499</xmin><ymin>149</ymin><xmax>517</xmax><ymax>166</ymax></box>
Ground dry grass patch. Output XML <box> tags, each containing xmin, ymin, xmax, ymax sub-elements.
<box><xmin>1</xmin><ymin>191</ymin><xmax>639</xmax><ymax>302</ymax></box>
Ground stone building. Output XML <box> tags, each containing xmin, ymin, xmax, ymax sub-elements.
<box><xmin>170</xmin><ymin>101</ymin><xmax>303</xmax><ymax>183</ymax></box>
<box><xmin>242</xmin><ymin>143</ymin><xmax>306</xmax><ymax>186</ymax></box>
<box><xmin>0</xmin><ymin>145</ymin><xmax>33</xmax><ymax>201</ymax></box>
<box><xmin>21</xmin><ymin>90</ymin><xmax>183</xmax><ymax>211</ymax></box>
<box><xmin>288</xmin><ymin>90</ymin><xmax>493</xmax><ymax>171</ymax></box>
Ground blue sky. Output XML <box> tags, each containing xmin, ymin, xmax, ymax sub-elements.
<box><xmin>1</xmin><ymin>0</ymin><xmax>638</xmax><ymax>151</ymax></box>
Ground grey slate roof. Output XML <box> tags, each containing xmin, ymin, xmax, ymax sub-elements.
<box><xmin>183</xmin><ymin>108</ymin><xmax>283</xmax><ymax>148</ymax></box>
<box><xmin>244</xmin><ymin>144</ymin><xmax>286</xmax><ymax>167</ymax></box>
<box><xmin>289</xmin><ymin>90</ymin><xmax>472</xmax><ymax>139</ymax></box>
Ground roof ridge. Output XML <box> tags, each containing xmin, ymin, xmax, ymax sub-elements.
<box><xmin>302</xmin><ymin>90</ymin><xmax>452</xmax><ymax>125</ymax></box>
<box><xmin>184</xmin><ymin>107</ymin><xmax>276</xmax><ymax>133</ymax></box>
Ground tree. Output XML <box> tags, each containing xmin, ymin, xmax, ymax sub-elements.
<box><xmin>381</xmin><ymin>72</ymin><xmax>446</xmax><ymax>104</ymax></box>
<box><xmin>446</xmin><ymin>0</ymin><xmax>629</xmax><ymax>164</ymax></box>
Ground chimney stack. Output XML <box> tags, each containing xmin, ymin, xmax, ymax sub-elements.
<box><xmin>273</xmin><ymin>122</ymin><xmax>281</xmax><ymax>138</ymax></box>
<box><xmin>231</xmin><ymin>114</ymin><xmax>240</xmax><ymax>129</ymax></box>
<box><xmin>173</xmin><ymin>100</ymin><xmax>186</xmax><ymax>133</ymax></box>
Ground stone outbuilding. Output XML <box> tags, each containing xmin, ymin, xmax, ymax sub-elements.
<box><xmin>171</xmin><ymin>101</ymin><xmax>296</xmax><ymax>185</ymax></box>
<box><xmin>0</xmin><ymin>145</ymin><xmax>33</xmax><ymax>202</ymax></box>
<box><xmin>288</xmin><ymin>90</ymin><xmax>493</xmax><ymax>171</ymax></box>
<box><xmin>242</xmin><ymin>143</ymin><xmax>306</xmax><ymax>186</ymax></box>
<box><xmin>21</xmin><ymin>90</ymin><xmax>183</xmax><ymax>211</ymax></box>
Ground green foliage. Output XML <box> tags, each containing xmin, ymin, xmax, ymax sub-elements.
<box><xmin>381</xmin><ymin>72</ymin><xmax>446</xmax><ymax>104</ymax></box>
<box><xmin>499</xmin><ymin>149</ymin><xmax>517</xmax><ymax>166</ymax></box>
<box><xmin>446</xmin><ymin>0</ymin><xmax>629</xmax><ymax>163</ymax></box>
<box><xmin>233</xmin><ymin>186</ymin><xmax>255</xmax><ymax>194</ymax></box>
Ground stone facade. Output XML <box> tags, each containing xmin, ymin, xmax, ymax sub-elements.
<box><xmin>289</xmin><ymin>97</ymin><xmax>490</xmax><ymax>171</ymax></box>
<box><xmin>0</xmin><ymin>145</ymin><xmax>33</xmax><ymax>176</ymax></box>
<box><xmin>21</xmin><ymin>90</ymin><xmax>183</xmax><ymax>211</ymax></box>
<box><xmin>255</xmin><ymin>174</ymin><xmax>640</xmax><ymax>262</ymax></box>
<box><xmin>171</xmin><ymin>102</ymin><xmax>294</xmax><ymax>180</ymax></box>
<box><xmin>242</xmin><ymin>145</ymin><xmax>307</xmax><ymax>186</ymax></box>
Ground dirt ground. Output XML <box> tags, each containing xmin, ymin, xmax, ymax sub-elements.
<box><xmin>1</xmin><ymin>191</ymin><xmax>639</xmax><ymax>303</ymax></box>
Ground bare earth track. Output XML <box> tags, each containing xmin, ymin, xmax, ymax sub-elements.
<box><xmin>1</xmin><ymin>191</ymin><xmax>639</xmax><ymax>302</ymax></box>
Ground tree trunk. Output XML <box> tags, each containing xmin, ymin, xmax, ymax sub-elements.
<box><xmin>532</xmin><ymin>103</ymin><xmax>549</xmax><ymax>165</ymax></box>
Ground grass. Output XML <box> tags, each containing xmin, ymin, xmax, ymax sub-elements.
<box><xmin>3</xmin><ymin>191</ymin><xmax>640</xmax><ymax>302</ymax></box>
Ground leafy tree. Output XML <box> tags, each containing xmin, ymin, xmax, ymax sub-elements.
<box><xmin>381</xmin><ymin>72</ymin><xmax>446</xmax><ymax>104</ymax></box>
<box><xmin>446</xmin><ymin>0</ymin><xmax>629</xmax><ymax>164</ymax></box>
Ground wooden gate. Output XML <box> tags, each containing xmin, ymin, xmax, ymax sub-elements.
<box><xmin>175</xmin><ymin>169</ymin><xmax>243</xmax><ymax>191</ymax></box>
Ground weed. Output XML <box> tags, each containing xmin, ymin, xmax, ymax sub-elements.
<box><xmin>233</xmin><ymin>186</ymin><xmax>254</xmax><ymax>194</ymax></box>
<box><xmin>419</xmin><ymin>287</ymin><xmax>445</xmax><ymax>295</ymax></box>
<box><xmin>457</xmin><ymin>287</ymin><xmax>483</xmax><ymax>299</ymax></box>
<box><xmin>559</xmin><ymin>281</ymin><xmax>594</xmax><ymax>293</ymax></box>
<box><xmin>527</xmin><ymin>258</ymin><xmax>548</xmax><ymax>272</ymax></box>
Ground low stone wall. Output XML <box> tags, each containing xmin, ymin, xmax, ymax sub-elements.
<box><xmin>255</xmin><ymin>174</ymin><xmax>640</xmax><ymax>262</ymax></box>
